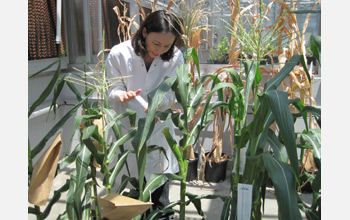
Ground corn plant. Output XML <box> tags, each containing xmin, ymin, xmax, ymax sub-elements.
<box><xmin>264</xmin><ymin>1</ymin><xmax>321</xmax><ymax>116</ymax></box>
<box><xmin>28</xmin><ymin>45</ymin><xmax>140</xmax><ymax>219</ymax></box>
<box><xmin>227</xmin><ymin>0</ymin><xmax>290</xmax><ymax>64</ymax></box>
<box><xmin>203</xmin><ymin>0</ymin><xmax>290</xmax><ymax>168</ymax></box>
<box><xmin>216</xmin><ymin>53</ymin><xmax>320</xmax><ymax>220</ymax></box>
<box><xmin>58</xmin><ymin>44</ymin><xmax>153</xmax><ymax>219</ymax></box>
<box><xmin>28</xmin><ymin>53</ymin><xmax>89</xmax><ymax>220</ymax></box>
<box><xmin>174</xmin><ymin>0</ymin><xmax>213</xmax><ymax>161</ymax></box>
<box><xmin>294</xmin><ymin>35</ymin><xmax>321</xmax><ymax>220</ymax></box>
<box><xmin>150</xmin><ymin>48</ymin><xmax>245</xmax><ymax>219</ymax></box>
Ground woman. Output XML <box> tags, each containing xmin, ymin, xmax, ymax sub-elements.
<box><xmin>106</xmin><ymin>10</ymin><xmax>183</xmax><ymax>218</ymax></box>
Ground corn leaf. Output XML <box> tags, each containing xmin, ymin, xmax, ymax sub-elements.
<box><xmin>293</xmin><ymin>105</ymin><xmax>321</xmax><ymax>128</ymax></box>
<box><xmin>103</xmin><ymin>108</ymin><xmax>123</xmax><ymax>138</ymax></box>
<box><xmin>103</xmin><ymin>108</ymin><xmax>136</xmax><ymax>132</ymax></box>
<box><xmin>58</xmin><ymin>143</ymin><xmax>83</xmax><ymax>170</ymax></box>
<box><xmin>81</xmin><ymin>125</ymin><xmax>104</xmax><ymax>165</ymax></box>
<box><xmin>131</xmin><ymin>76</ymin><xmax>176</xmax><ymax>199</ymax></box>
<box><xmin>31</xmin><ymin>95</ymin><xmax>90</xmax><ymax>159</ymax></box>
<box><xmin>186</xmin><ymin>192</ymin><xmax>226</xmax><ymax>219</ymax></box>
<box><xmin>243</xmin><ymin>60</ymin><xmax>259</xmax><ymax>125</ymax></box>
<box><xmin>247</xmin><ymin>94</ymin><xmax>272</xmax><ymax>155</ymax></box>
<box><xmin>108</xmin><ymin>150</ymin><xmax>131</xmax><ymax>188</ymax></box>
<box><xmin>300</xmin><ymin>128</ymin><xmax>321</xmax><ymax>169</ymax></box>
<box><xmin>265</xmin><ymin>90</ymin><xmax>300</xmax><ymax>183</ymax></box>
<box><xmin>162</xmin><ymin>127</ymin><xmax>183</xmax><ymax>169</ymax></box>
<box><xmin>310</xmin><ymin>35</ymin><xmax>321</xmax><ymax>66</ymax></box>
<box><xmin>142</xmin><ymin>173</ymin><xmax>182</xmax><ymax>202</ymax></box>
<box><xmin>81</xmin><ymin>183</ymin><xmax>92</xmax><ymax>220</ymax></box>
<box><xmin>243</xmin><ymin>154</ymin><xmax>265</xmax><ymax>184</ymax></box>
<box><xmin>172</xmin><ymin>64</ymin><xmax>190</xmax><ymax>125</ymax></box>
<box><xmin>186</xmin><ymin>47</ymin><xmax>201</xmax><ymax>77</ymax></box>
<box><xmin>312</xmin><ymin>171</ymin><xmax>321</xmax><ymax>193</ymax></box>
<box><xmin>28</xmin><ymin>59</ymin><xmax>62</xmax><ymax>117</ymax></box>
<box><xmin>264</xmin><ymin>55</ymin><xmax>302</xmax><ymax>92</ymax></box>
<box><xmin>262</xmin><ymin>153</ymin><xmax>302</xmax><ymax>220</ymax></box>
<box><xmin>29</xmin><ymin>51</ymin><xmax>66</xmax><ymax>79</ymax></box>
<box><xmin>66</xmin><ymin>147</ymin><xmax>92</xmax><ymax>220</ymax></box>
<box><xmin>187</xmin><ymin>80</ymin><xmax>206</xmax><ymax>122</ymax></box>
<box><xmin>116</xmin><ymin>175</ymin><xmax>138</xmax><ymax>195</ymax></box>
<box><xmin>66</xmin><ymin>81</ymin><xmax>83</xmax><ymax>102</ymax></box>
<box><xmin>75</xmin><ymin>144</ymin><xmax>92</xmax><ymax>204</ymax></box>
<box><xmin>107</xmin><ymin>128</ymin><xmax>137</xmax><ymax>162</ymax></box>
<box><xmin>267</xmin><ymin>129</ymin><xmax>289</xmax><ymax>163</ymax></box>
<box><xmin>66</xmin><ymin>171</ymin><xmax>78</xmax><ymax>220</ymax></box>
<box><xmin>50</xmin><ymin>76</ymin><xmax>67</xmax><ymax>117</ymax></box>
<box><xmin>41</xmin><ymin>179</ymin><xmax>70</xmax><ymax>219</ymax></box>
<box><xmin>68</xmin><ymin>114</ymin><xmax>101</xmax><ymax>149</ymax></box>
<box><xmin>287</xmin><ymin>9</ymin><xmax>321</xmax><ymax>14</ymax></box>
<box><xmin>103</xmin><ymin>107</ymin><xmax>135</xmax><ymax>173</ymax></box>
<box><xmin>229</xmin><ymin>187</ymin><xmax>238</xmax><ymax>220</ymax></box>
<box><xmin>220</xmin><ymin>196</ymin><xmax>232</xmax><ymax>220</ymax></box>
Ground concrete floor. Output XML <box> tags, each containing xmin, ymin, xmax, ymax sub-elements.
<box><xmin>28</xmin><ymin>164</ymin><xmax>313</xmax><ymax>220</ymax></box>
<box><xmin>169</xmin><ymin>178</ymin><xmax>312</xmax><ymax>220</ymax></box>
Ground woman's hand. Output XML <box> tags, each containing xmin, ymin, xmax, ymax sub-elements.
<box><xmin>120</xmin><ymin>89</ymin><xmax>142</xmax><ymax>102</ymax></box>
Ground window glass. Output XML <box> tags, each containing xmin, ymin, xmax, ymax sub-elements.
<box><xmin>64</xmin><ymin>0</ymin><xmax>87</xmax><ymax>64</ymax></box>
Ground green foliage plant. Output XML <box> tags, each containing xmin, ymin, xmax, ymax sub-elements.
<box><xmin>226</xmin><ymin>0</ymin><xmax>290</xmax><ymax>64</ymax></box>
<box><xmin>28</xmin><ymin>52</ymin><xmax>80</xmax><ymax>220</ymax></box>
<box><xmin>293</xmin><ymin>35</ymin><xmax>321</xmax><ymax>220</ymax></box>
<box><xmin>142</xmin><ymin>48</ymin><xmax>231</xmax><ymax>220</ymax></box>
<box><xmin>212</xmin><ymin>36</ymin><xmax>230</xmax><ymax>63</ymax></box>
<box><xmin>61</xmin><ymin>49</ymin><xmax>138</xmax><ymax>219</ymax></box>
<box><xmin>217</xmin><ymin>53</ymin><xmax>320</xmax><ymax>220</ymax></box>
<box><xmin>28</xmin><ymin>43</ymin><xmax>140</xmax><ymax>219</ymax></box>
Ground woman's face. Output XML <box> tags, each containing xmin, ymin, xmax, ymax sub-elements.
<box><xmin>142</xmin><ymin>27</ymin><xmax>176</xmax><ymax>59</ymax></box>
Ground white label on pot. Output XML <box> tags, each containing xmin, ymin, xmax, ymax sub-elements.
<box><xmin>237</xmin><ymin>183</ymin><xmax>253</xmax><ymax>220</ymax></box>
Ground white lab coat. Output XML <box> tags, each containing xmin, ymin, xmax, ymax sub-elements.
<box><xmin>106</xmin><ymin>40</ymin><xmax>184</xmax><ymax>180</ymax></box>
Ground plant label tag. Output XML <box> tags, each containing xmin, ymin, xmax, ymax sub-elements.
<box><xmin>237</xmin><ymin>183</ymin><xmax>253</xmax><ymax>220</ymax></box>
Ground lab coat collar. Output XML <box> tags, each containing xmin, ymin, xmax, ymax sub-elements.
<box><xmin>132</xmin><ymin>51</ymin><xmax>162</xmax><ymax>66</ymax></box>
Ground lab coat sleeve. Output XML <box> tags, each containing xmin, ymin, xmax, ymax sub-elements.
<box><xmin>157</xmin><ymin>51</ymin><xmax>184</xmax><ymax>111</ymax></box>
<box><xmin>106</xmin><ymin>51</ymin><xmax>126</xmax><ymax>101</ymax></box>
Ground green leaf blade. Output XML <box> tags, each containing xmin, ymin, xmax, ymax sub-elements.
<box><xmin>262</xmin><ymin>153</ymin><xmax>302</xmax><ymax>220</ymax></box>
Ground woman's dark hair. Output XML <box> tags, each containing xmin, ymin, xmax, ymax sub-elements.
<box><xmin>132</xmin><ymin>10</ymin><xmax>182</xmax><ymax>61</ymax></box>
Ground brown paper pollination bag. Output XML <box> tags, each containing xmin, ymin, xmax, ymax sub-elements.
<box><xmin>302</xmin><ymin>149</ymin><xmax>316</xmax><ymax>172</ymax></box>
<box><xmin>99</xmin><ymin>193</ymin><xmax>153</xmax><ymax>220</ymax></box>
<box><xmin>28</xmin><ymin>132</ymin><xmax>62</xmax><ymax>206</ymax></box>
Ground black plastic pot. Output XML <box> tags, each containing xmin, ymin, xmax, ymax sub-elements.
<box><xmin>186</xmin><ymin>154</ymin><xmax>199</xmax><ymax>181</ymax></box>
<box><xmin>307</xmin><ymin>56</ymin><xmax>317</xmax><ymax>65</ymax></box>
<box><xmin>204</xmin><ymin>153</ymin><xmax>229</xmax><ymax>183</ymax></box>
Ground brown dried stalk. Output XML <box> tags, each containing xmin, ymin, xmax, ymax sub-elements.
<box><xmin>135</xmin><ymin>0</ymin><xmax>146</xmax><ymax>21</ymax></box>
<box><xmin>166</xmin><ymin>0</ymin><xmax>174</xmax><ymax>10</ymax></box>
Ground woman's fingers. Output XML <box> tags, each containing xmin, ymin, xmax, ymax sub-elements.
<box><xmin>135</xmin><ymin>89</ymin><xmax>142</xmax><ymax>95</ymax></box>
<box><xmin>120</xmin><ymin>92</ymin><xmax>127</xmax><ymax>102</ymax></box>
<box><xmin>120</xmin><ymin>89</ymin><xmax>142</xmax><ymax>102</ymax></box>
<box><xmin>127</xmin><ymin>91</ymin><xmax>136</xmax><ymax>97</ymax></box>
